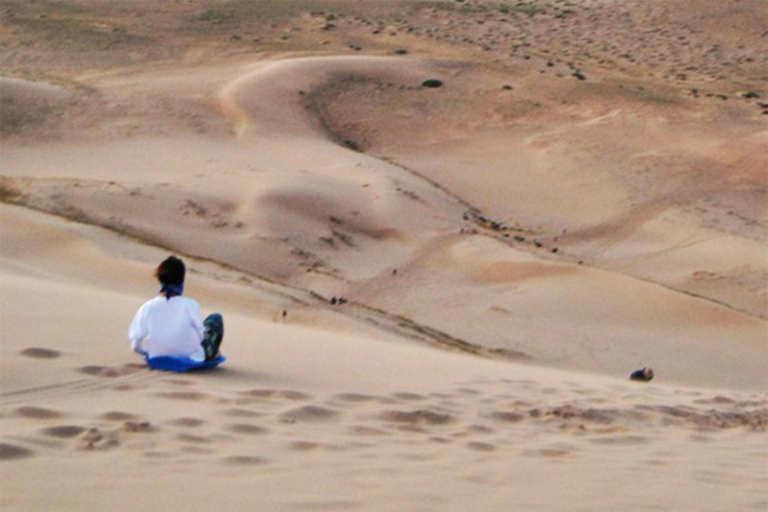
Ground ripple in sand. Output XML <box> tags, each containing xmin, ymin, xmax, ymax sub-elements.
<box><xmin>226</xmin><ymin>423</ymin><xmax>269</xmax><ymax>435</ymax></box>
<box><xmin>20</xmin><ymin>347</ymin><xmax>61</xmax><ymax>359</ymax></box>
<box><xmin>16</xmin><ymin>406</ymin><xmax>62</xmax><ymax>420</ymax></box>
<box><xmin>0</xmin><ymin>443</ymin><xmax>34</xmax><ymax>461</ymax></box>
<box><xmin>42</xmin><ymin>425</ymin><xmax>87</xmax><ymax>439</ymax></box>
<box><xmin>280</xmin><ymin>405</ymin><xmax>341</xmax><ymax>423</ymax></box>
<box><xmin>379</xmin><ymin>409</ymin><xmax>453</xmax><ymax>426</ymax></box>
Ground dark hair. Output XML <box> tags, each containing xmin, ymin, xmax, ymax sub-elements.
<box><xmin>155</xmin><ymin>256</ymin><xmax>185</xmax><ymax>286</ymax></box>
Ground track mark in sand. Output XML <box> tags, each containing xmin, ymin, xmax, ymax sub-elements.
<box><xmin>41</xmin><ymin>425</ymin><xmax>87</xmax><ymax>439</ymax></box>
<box><xmin>0</xmin><ymin>443</ymin><xmax>35</xmax><ymax>461</ymax></box>
<box><xmin>226</xmin><ymin>423</ymin><xmax>270</xmax><ymax>435</ymax></box>
<box><xmin>222</xmin><ymin>455</ymin><xmax>267</xmax><ymax>466</ymax></box>
<box><xmin>155</xmin><ymin>391</ymin><xmax>210</xmax><ymax>401</ymax></box>
<box><xmin>20</xmin><ymin>347</ymin><xmax>61</xmax><ymax>359</ymax></box>
<box><xmin>2</xmin><ymin>365</ymin><xmax>159</xmax><ymax>406</ymax></box>
<box><xmin>16</xmin><ymin>406</ymin><xmax>63</xmax><ymax>420</ymax></box>
<box><xmin>280</xmin><ymin>405</ymin><xmax>342</xmax><ymax>423</ymax></box>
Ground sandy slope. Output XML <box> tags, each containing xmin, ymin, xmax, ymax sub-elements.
<box><xmin>1</xmin><ymin>0</ymin><xmax>767</xmax><ymax>510</ymax></box>
<box><xmin>1</xmin><ymin>205</ymin><xmax>766</xmax><ymax>512</ymax></box>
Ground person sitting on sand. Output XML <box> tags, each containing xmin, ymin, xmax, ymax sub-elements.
<box><xmin>129</xmin><ymin>256</ymin><xmax>223</xmax><ymax>362</ymax></box>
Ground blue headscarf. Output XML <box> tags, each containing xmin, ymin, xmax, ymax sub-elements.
<box><xmin>160</xmin><ymin>282</ymin><xmax>184</xmax><ymax>300</ymax></box>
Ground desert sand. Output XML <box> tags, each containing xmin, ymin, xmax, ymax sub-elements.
<box><xmin>1</xmin><ymin>1</ymin><xmax>766</xmax><ymax>511</ymax></box>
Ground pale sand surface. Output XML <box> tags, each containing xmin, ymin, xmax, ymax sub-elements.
<box><xmin>1</xmin><ymin>0</ymin><xmax>767</xmax><ymax>510</ymax></box>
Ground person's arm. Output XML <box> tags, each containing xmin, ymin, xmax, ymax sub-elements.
<box><xmin>128</xmin><ymin>304</ymin><xmax>149</xmax><ymax>356</ymax></box>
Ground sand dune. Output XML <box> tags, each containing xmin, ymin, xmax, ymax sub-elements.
<box><xmin>1</xmin><ymin>0</ymin><xmax>766</xmax><ymax>510</ymax></box>
<box><xmin>1</xmin><ymin>205</ymin><xmax>766</xmax><ymax>512</ymax></box>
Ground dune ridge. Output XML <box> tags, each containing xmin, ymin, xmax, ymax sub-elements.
<box><xmin>1</xmin><ymin>1</ymin><xmax>766</xmax><ymax>511</ymax></box>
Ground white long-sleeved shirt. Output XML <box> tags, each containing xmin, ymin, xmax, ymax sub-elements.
<box><xmin>128</xmin><ymin>295</ymin><xmax>206</xmax><ymax>361</ymax></box>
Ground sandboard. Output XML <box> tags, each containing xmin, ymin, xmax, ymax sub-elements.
<box><xmin>146</xmin><ymin>354</ymin><xmax>225</xmax><ymax>372</ymax></box>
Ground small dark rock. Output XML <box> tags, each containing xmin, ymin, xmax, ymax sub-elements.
<box><xmin>743</xmin><ymin>91</ymin><xmax>760</xmax><ymax>99</ymax></box>
<box><xmin>421</xmin><ymin>79</ymin><xmax>444</xmax><ymax>88</ymax></box>
<box><xmin>502</xmin><ymin>84</ymin><xmax>513</xmax><ymax>90</ymax></box>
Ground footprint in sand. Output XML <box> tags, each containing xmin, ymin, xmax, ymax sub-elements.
<box><xmin>348</xmin><ymin>425</ymin><xmax>389</xmax><ymax>437</ymax></box>
<box><xmin>226</xmin><ymin>423</ymin><xmax>270</xmax><ymax>435</ymax></box>
<box><xmin>0</xmin><ymin>443</ymin><xmax>35</xmax><ymax>461</ymax></box>
<box><xmin>279</xmin><ymin>405</ymin><xmax>341</xmax><ymax>423</ymax></box>
<box><xmin>239</xmin><ymin>389</ymin><xmax>312</xmax><ymax>401</ymax></box>
<box><xmin>466</xmin><ymin>441</ymin><xmax>497</xmax><ymax>452</ymax></box>
<box><xmin>79</xmin><ymin>365</ymin><xmax>144</xmax><ymax>378</ymax></box>
<box><xmin>222</xmin><ymin>455</ymin><xmax>267</xmax><ymax>466</ymax></box>
<box><xmin>100</xmin><ymin>411</ymin><xmax>141</xmax><ymax>422</ymax></box>
<box><xmin>290</xmin><ymin>441</ymin><xmax>323</xmax><ymax>451</ymax></box>
<box><xmin>20</xmin><ymin>347</ymin><xmax>61</xmax><ymax>359</ymax></box>
<box><xmin>41</xmin><ymin>425</ymin><xmax>87</xmax><ymax>439</ymax></box>
<box><xmin>219</xmin><ymin>408</ymin><xmax>263</xmax><ymax>418</ymax></box>
<box><xmin>488</xmin><ymin>411</ymin><xmax>526</xmax><ymax>423</ymax></box>
<box><xmin>155</xmin><ymin>391</ymin><xmax>209</xmax><ymax>401</ymax></box>
<box><xmin>176</xmin><ymin>433</ymin><xmax>212</xmax><ymax>444</ymax></box>
<box><xmin>378</xmin><ymin>409</ymin><xmax>454</xmax><ymax>426</ymax></box>
<box><xmin>332</xmin><ymin>393</ymin><xmax>387</xmax><ymax>404</ymax></box>
<box><xmin>391</xmin><ymin>392</ymin><xmax>427</xmax><ymax>401</ymax></box>
<box><xmin>16</xmin><ymin>406</ymin><xmax>63</xmax><ymax>420</ymax></box>
<box><xmin>168</xmin><ymin>417</ymin><xmax>206</xmax><ymax>428</ymax></box>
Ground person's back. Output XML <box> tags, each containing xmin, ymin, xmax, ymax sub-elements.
<box><xmin>129</xmin><ymin>256</ymin><xmax>223</xmax><ymax>363</ymax></box>
<box><xmin>130</xmin><ymin>295</ymin><xmax>205</xmax><ymax>361</ymax></box>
